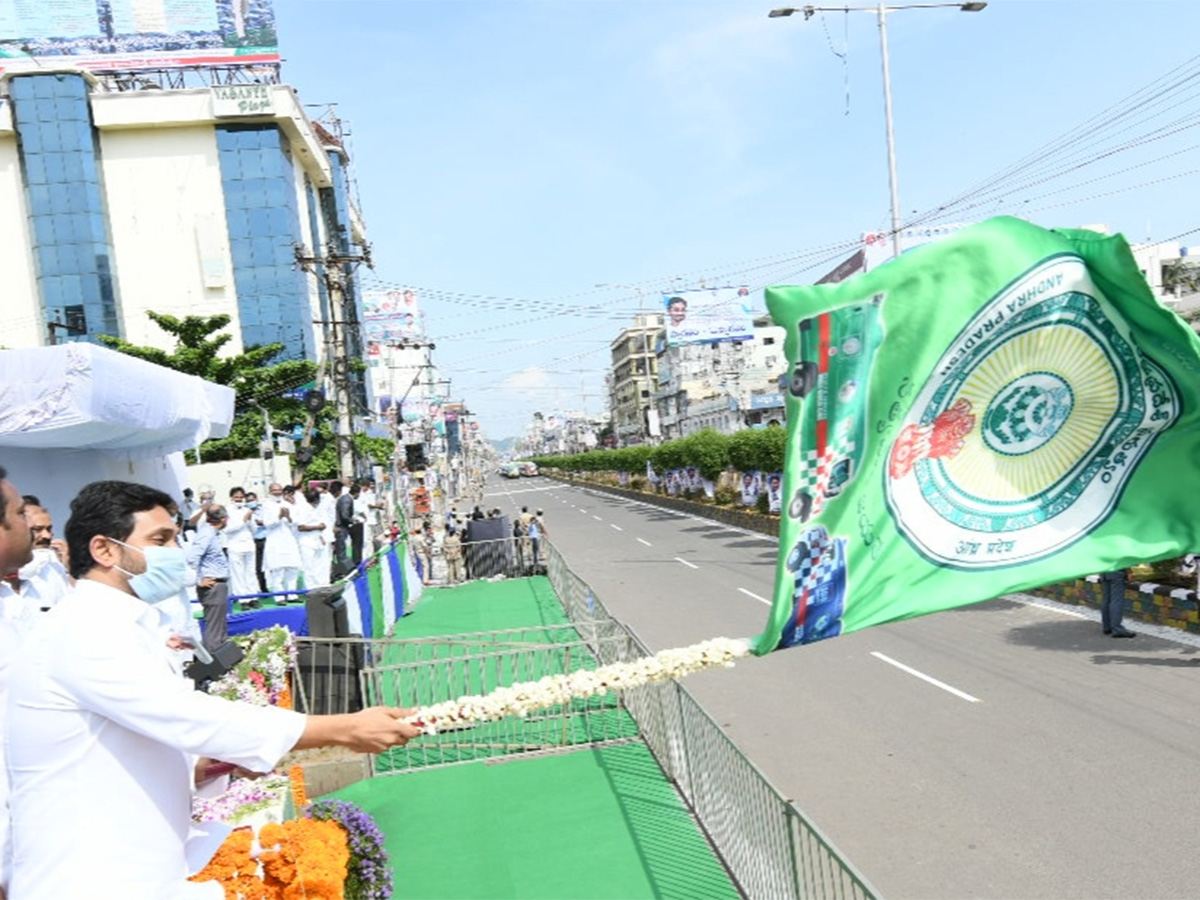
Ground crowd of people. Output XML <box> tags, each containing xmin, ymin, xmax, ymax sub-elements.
<box><xmin>0</xmin><ymin>466</ymin><xmax>419</xmax><ymax>899</ymax></box>
<box><xmin>410</xmin><ymin>504</ymin><xmax>550</xmax><ymax>585</ymax></box>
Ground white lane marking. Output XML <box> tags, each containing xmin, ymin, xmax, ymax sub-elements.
<box><xmin>579</xmin><ymin>508</ymin><xmax>588</xmax><ymax>514</ymax></box>
<box><xmin>738</xmin><ymin>588</ymin><xmax>770</xmax><ymax>605</ymax></box>
<box><xmin>870</xmin><ymin>652</ymin><xmax>981</xmax><ymax>704</ymax></box>
<box><xmin>592</xmin><ymin>515</ymin><xmax>603</xmax><ymax>521</ymax></box>
<box><xmin>637</xmin><ymin>538</ymin><xmax>652</xmax><ymax>547</ymax></box>
<box><xmin>1007</xmin><ymin>593</ymin><xmax>1091</xmax><ymax>620</ymax></box>
<box><xmin>572</xmin><ymin>485</ymin><xmax>776</xmax><ymax>544</ymax></box>
<box><xmin>610</xmin><ymin>523</ymin><xmax>623</xmax><ymax>531</ymax></box>
<box><xmin>675</xmin><ymin>557</ymin><xmax>699</xmax><ymax>570</ymax></box>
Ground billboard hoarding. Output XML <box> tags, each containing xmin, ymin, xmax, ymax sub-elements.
<box><xmin>362</xmin><ymin>289</ymin><xmax>421</xmax><ymax>346</ymax></box>
<box><xmin>663</xmin><ymin>287</ymin><xmax>755</xmax><ymax>347</ymax></box>
<box><xmin>0</xmin><ymin>0</ymin><xmax>279</xmax><ymax>74</ymax></box>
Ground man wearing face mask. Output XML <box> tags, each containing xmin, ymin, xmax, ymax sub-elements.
<box><xmin>259</xmin><ymin>483</ymin><xmax>302</xmax><ymax>604</ymax></box>
<box><xmin>6</xmin><ymin>480</ymin><xmax>421</xmax><ymax>900</ymax></box>
<box><xmin>12</xmin><ymin>504</ymin><xmax>71</xmax><ymax>617</ymax></box>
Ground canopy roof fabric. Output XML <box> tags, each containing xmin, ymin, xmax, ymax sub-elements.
<box><xmin>0</xmin><ymin>344</ymin><xmax>235</xmax><ymax>457</ymax></box>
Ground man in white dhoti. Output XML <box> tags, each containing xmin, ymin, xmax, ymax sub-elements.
<box><xmin>258</xmin><ymin>483</ymin><xmax>301</xmax><ymax>604</ymax></box>
<box><xmin>6</xmin><ymin>480</ymin><xmax>419</xmax><ymax>900</ymax></box>
<box><xmin>296</xmin><ymin>488</ymin><xmax>331</xmax><ymax>589</ymax></box>
<box><xmin>224</xmin><ymin>487</ymin><xmax>259</xmax><ymax>609</ymax></box>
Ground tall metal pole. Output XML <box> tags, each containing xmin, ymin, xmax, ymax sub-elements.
<box><xmin>877</xmin><ymin>2</ymin><xmax>903</xmax><ymax>260</ymax></box>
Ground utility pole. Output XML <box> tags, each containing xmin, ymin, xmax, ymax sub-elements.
<box><xmin>297</xmin><ymin>243</ymin><xmax>372</xmax><ymax>482</ymax></box>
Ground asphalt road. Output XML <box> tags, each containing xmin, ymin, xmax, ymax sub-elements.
<box><xmin>486</xmin><ymin>475</ymin><xmax>1200</xmax><ymax>900</ymax></box>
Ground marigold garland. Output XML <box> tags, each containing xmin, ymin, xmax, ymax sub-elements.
<box><xmin>260</xmin><ymin>819</ymin><xmax>350</xmax><ymax>900</ymax></box>
<box><xmin>288</xmin><ymin>764</ymin><xmax>308</xmax><ymax>809</ymax></box>
<box><xmin>189</xmin><ymin>818</ymin><xmax>352</xmax><ymax>900</ymax></box>
<box><xmin>188</xmin><ymin>827</ymin><xmax>266</xmax><ymax>900</ymax></box>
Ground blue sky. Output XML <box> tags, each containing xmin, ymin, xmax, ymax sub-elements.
<box><xmin>277</xmin><ymin>0</ymin><xmax>1200</xmax><ymax>439</ymax></box>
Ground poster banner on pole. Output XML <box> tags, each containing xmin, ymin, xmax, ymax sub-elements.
<box><xmin>663</xmin><ymin>287</ymin><xmax>755</xmax><ymax>347</ymax></box>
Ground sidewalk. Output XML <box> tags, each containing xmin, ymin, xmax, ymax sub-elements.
<box><xmin>324</xmin><ymin>576</ymin><xmax>741</xmax><ymax>900</ymax></box>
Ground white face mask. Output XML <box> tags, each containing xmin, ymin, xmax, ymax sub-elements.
<box><xmin>109</xmin><ymin>539</ymin><xmax>188</xmax><ymax>605</ymax></box>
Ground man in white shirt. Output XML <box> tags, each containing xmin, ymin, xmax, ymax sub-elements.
<box><xmin>6</xmin><ymin>480</ymin><xmax>419</xmax><ymax>900</ymax></box>
<box><xmin>355</xmin><ymin>480</ymin><xmax>378</xmax><ymax>553</ymax></box>
<box><xmin>11</xmin><ymin>504</ymin><xmax>70</xmax><ymax>618</ymax></box>
<box><xmin>296</xmin><ymin>488</ymin><xmax>331</xmax><ymax>590</ymax></box>
<box><xmin>0</xmin><ymin>466</ymin><xmax>34</xmax><ymax>899</ymax></box>
<box><xmin>223</xmin><ymin>487</ymin><xmax>259</xmax><ymax>609</ymax></box>
<box><xmin>258</xmin><ymin>483</ymin><xmax>302</xmax><ymax>604</ymax></box>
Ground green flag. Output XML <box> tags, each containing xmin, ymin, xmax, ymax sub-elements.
<box><xmin>756</xmin><ymin>216</ymin><xmax>1200</xmax><ymax>654</ymax></box>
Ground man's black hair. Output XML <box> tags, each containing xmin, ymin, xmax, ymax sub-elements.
<box><xmin>182</xmin><ymin>487</ymin><xmax>194</xmax><ymax>497</ymax></box>
<box><xmin>65</xmin><ymin>481</ymin><xmax>175</xmax><ymax>579</ymax></box>
<box><xmin>229</xmin><ymin>486</ymin><xmax>245</xmax><ymax>496</ymax></box>
<box><xmin>328</xmin><ymin>481</ymin><xmax>344</xmax><ymax>495</ymax></box>
<box><xmin>21</xmin><ymin>494</ymin><xmax>40</xmax><ymax>508</ymax></box>
<box><xmin>669</xmin><ymin>296</ymin><xmax>686</xmax><ymax>307</ymax></box>
<box><xmin>349</xmin><ymin>484</ymin><xmax>361</xmax><ymax>496</ymax></box>
<box><xmin>0</xmin><ymin>465</ymin><xmax>8</xmax><ymax>525</ymax></box>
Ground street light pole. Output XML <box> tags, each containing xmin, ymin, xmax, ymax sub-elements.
<box><xmin>876</xmin><ymin>3</ymin><xmax>903</xmax><ymax>260</ymax></box>
<box><xmin>769</xmin><ymin>2</ymin><xmax>986</xmax><ymax>260</ymax></box>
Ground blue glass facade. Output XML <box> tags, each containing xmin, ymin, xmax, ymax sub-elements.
<box><xmin>216</xmin><ymin>124</ymin><xmax>310</xmax><ymax>359</ymax></box>
<box><xmin>303</xmin><ymin>175</ymin><xmax>331</xmax><ymax>327</ymax></box>
<box><xmin>9</xmin><ymin>73</ymin><xmax>120</xmax><ymax>341</ymax></box>
<box><xmin>321</xmin><ymin>150</ymin><xmax>367</xmax><ymax>406</ymax></box>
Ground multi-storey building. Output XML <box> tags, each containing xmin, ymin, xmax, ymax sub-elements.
<box><xmin>609</xmin><ymin>314</ymin><xmax>663</xmax><ymax>445</ymax></box>
<box><xmin>0</xmin><ymin>69</ymin><xmax>366</xmax><ymax>380</ymax></box>
<box><xmin>653</xmin><ymin>317</ymin><xmax>787</xmax><ymax>438</ymax></box>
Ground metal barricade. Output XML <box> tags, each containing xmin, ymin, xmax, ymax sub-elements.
<box><xmin>543</xmin><ymin>539</ymin><xmax>878</xmax><ymax>900</ymax></box>
<box><xmin>291</xmin><ymin>536</ymin><xmax>878</xmax><ymax>899</ymax></box>
<box><xmin>292</xmin><ymin>620</ymin><xmax>625</xmax><ymax>716</ymax></box>
<box><xmin>358</xmin><ymin>623</ymin><xmax>641</xmax><ymax>773</ymax></box>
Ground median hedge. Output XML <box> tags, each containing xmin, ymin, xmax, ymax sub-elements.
<box><xmin>531</xmin><ymin>427</ymin><xmax>787</xmax><ymax>482</ymax></box>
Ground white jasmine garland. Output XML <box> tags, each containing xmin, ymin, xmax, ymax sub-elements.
<box><xmin>404</xmin><ymin>637</ymin><xmax>752</xmax><ymax>735</ymax></box>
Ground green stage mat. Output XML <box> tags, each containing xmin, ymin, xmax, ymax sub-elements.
<box><xmin>399</xmin><ymin>577</ymin><xmax>569</xmax><ymax>636</ymax></box>
<box><xmin>329</xmin><ymin>741</ymin><xmax>739</xmax><ymax>900</ymax></box>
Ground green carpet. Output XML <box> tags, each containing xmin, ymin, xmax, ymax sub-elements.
<box><xmin>330</xmin><ymin>742</ymin><xmax>739</xmax><ymax>900</ymax></box>
<box><xmin>398</xmin><ymin>577</ymin><xmax>569</xmax><ymax>636</ymax></box>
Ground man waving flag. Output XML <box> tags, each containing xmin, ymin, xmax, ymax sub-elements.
<box><xmin>756</xmin><ymin>216</ymin><xmax>1200</xmax><ymax>653</ymax></box>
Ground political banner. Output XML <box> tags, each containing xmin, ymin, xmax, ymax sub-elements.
<box><xmin>0</xmin><ymin>0</ymin><xmax>279</xmax><ymax>74</ymax></box>
<box><xmin>362</xmin><ymin>289</ymin><xmax>421</xmax><ymax>345</ymax></box>
<box><xmin>756</xmin><ymin>217</ymin><xmax>1200</xmax><ymax>653</ymax></box>
<box><xmin>663</xmin><ymin>287</ymin><xmax>755</xmax><ymax>347</ymax></box>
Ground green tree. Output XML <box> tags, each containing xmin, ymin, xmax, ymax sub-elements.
<box><xmin>99</xmin><ymin>312</ymin><xmax>321</xmax><ymax>466</ymax></box>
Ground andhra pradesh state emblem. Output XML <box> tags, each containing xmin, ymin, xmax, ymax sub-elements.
<box><xmin>884</xmin><ymin>254</ymin><xmax>1180</xmax><ymax>569</ymax></box>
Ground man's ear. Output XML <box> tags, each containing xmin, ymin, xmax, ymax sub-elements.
<box><xmin>89</xmin><ymin>535</ymin><xmax>120</xmax><ymax>571</ymax></box>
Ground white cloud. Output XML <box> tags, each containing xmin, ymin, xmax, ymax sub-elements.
<box><xmin>499</xmin><ymin>366</ymin><xmax>556</xmax><ymax>398</ymax></box>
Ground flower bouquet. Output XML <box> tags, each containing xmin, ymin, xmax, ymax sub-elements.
<box><xmin>208</xmin><ymin>626</ymin><xmax>297</xmax><ymax>708</ymax></box>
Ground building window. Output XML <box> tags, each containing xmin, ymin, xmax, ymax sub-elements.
<box><xmin>216</xmin><ymin>124</ymin><xmax>310</xmax><ymax>359</ymax></box>
<box><xmin>10</xmin><ymin>72</ymin><xmax>121</xmax><ymax>342</ymax></box>
<box><xmin>763</xmin><ymin>336</ymin><xmax>775</xmax><ymax>345</ymax></box>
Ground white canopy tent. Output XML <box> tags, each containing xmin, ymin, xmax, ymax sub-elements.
<box><xmin>0</xmin><ymin>343</ymin><xmax>236</xmax><ymax>527</ymax></box>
